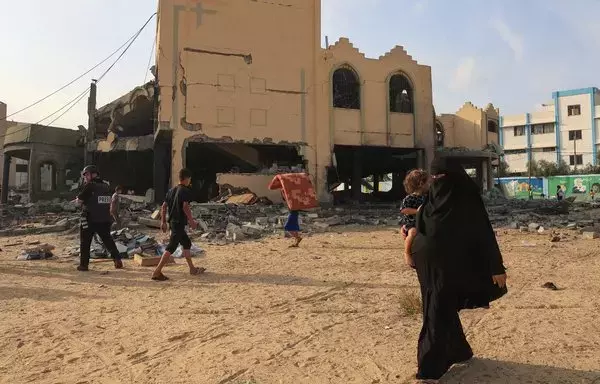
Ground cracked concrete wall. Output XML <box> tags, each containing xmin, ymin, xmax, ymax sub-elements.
<box><xmin>157</xmin><ymin>0</ymin><xmax>322</xmax><ymax>196</ymax></box>
<box><xmin>156</xmin><ymin>0</ymin><xmax>435</xmax><ymax>201</ymax></box>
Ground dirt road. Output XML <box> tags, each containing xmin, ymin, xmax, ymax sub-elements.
<box><xmin>0</xmin><ymin>227</ymin><xmax>598</xmax><ymax>383</ymax></box>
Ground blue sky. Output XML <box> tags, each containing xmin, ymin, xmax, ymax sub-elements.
<box><xmin>1</xmin><ymin>0</ymin><xmax>599</xmax><ymax>128</ymax></box>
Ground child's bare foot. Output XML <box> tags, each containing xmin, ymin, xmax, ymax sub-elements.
<box><xmin>289</xmin><ymin>237</ymin><xmax>302</xmax><ymax>248</ymax></box>
<box><xmin>190</xmin><ymin>267</ymin><xmax>206</xmax><ymax>275</ymax></box>
<box><xmin>151</xmin><ymin>273</ymin><xmax>169</xmax><ymax>281</ymax></box>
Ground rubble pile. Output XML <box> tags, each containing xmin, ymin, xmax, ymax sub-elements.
<box><xmin>0</xmin><ymin>196</ymin><xmax>157</xmax><ymax>237</ymax></box>
<box><xmin>7</xmin><ymin>187</ymin><xmax>600</xmax><ymax>246</ymax></box>
<box><xmin>180</xmin><ymin>202</ymin><xmax>402</xmax><ymax>244</ymax></box>
<box><xmin>176</xmin><ymin>197</ymin><xmax>600</xmax><ymax>244</ymax></box>
<box><xmin>211</xmin><ymin>184</ymin><xmax>273</xmax><ymax>205</ymax></box>
<box><xmin>485</xmin><ymin>195</ymin><xmax>600</xmax><ymax>231</ymax></box>
<box><xmin>64</xmin><ymin>227</ymin><xmax>161</xmax><ymax>259</ymax></box>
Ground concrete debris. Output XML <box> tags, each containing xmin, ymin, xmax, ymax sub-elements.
<box><xmin>0</xmin><ymin>196</ymin><xmax>156</xmax><ymax>237</ymax></box>
<box><xmin>17</xmin><ymin>243</ymin><xmax>55</xmax><ymax>261</ymax></box>
<box><xmin>66</xmin><ymin>228</ymin><xmax>161</xmax><ymax>259</ymax></box>
<box><xmin>211</xmin><ymin>184</ymin><xmax>273</xmax><ymax>205</ymax></box>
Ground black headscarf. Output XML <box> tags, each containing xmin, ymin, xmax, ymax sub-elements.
<box><xmin>417</xmin><ymin>157</ymin><xmax>481</xmax><ymax>239</ymax></box>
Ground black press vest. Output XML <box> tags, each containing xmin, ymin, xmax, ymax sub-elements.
<box><xmin>83</xmin><ymin>179</ymin><xmax>113</xmax><ymax>223</ymax></box>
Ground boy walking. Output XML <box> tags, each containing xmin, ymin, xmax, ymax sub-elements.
<box><xmin>151</xmin><ymin>168</ymin><xmax>205</xmax><ymax>281</ymax></box>
<box><xmin>111</xmin><ymin>185</ymin><xmax>124</xmax><ymax>230</ymax></box>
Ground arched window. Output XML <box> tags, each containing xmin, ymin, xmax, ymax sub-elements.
<box><xmin>435</xmin><ymin>121</ymin><xmax>445</xmax><ymax>147</ymax></box>
<box><xmin>332</xmin><ymin>66</ymin><xmax>361</xmax><ymax>109</ymax></box>
<box><xmin>389</xmin><ymin>73</ymin><xmax>413</xmax><ymax>113</ymax></box>
<box><xmin>487</xmin><ymin>120</ymin><xmax>498</xmax><ymax>133</ymax></box>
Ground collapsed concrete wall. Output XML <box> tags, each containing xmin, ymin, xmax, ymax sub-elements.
<box><xmin>216</xmin><ymin>173</ymin><xmax>283</xmax><ymax>203</ymax></box>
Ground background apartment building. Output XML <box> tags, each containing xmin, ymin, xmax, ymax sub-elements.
<box><xmin>500</xmin><ymin>87</ymin><xmax>600</xmax><ymax>173</ymax></box>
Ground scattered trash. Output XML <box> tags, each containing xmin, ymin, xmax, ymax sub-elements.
<box><xmin>16</xmin><ymin>243</ymin><xmax>55</xmax><ymax>261</ymax></box>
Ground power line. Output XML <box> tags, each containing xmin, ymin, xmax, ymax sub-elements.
<box><xmin>143</xmin><ymin>37</ymin><xmax>157</xmax><ymax>84</ymax></box>
<box><xmin>2</xmin><ymin>12</ymin><xmax>156</xmax><ymax>122</ymax></box>
<box><xmin>96</xmin><ymin>13</ymin><xmax>156</xmax><ymax>84</ymax></box>
<box><xmin>45</xmin><ymin>90</ymin><xmax>91</xmax><ymax>128</ymax></box>
<box><xmin>0</xmin><ymin>12</ymin><xmax>157</xmax><ymax>140</ymax></box>
<box><xmin>34</xmin><ymin>87</ymin><xmax>91</xmax><ymax>126</ymax></box>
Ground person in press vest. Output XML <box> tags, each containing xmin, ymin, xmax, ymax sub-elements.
<box><xmin>74</xmin><ymin>165</ymin><xmax>123</xmax><ymax>271</ymax></box>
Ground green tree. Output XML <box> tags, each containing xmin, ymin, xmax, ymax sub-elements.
<box><xmin>527</xmin><ymin>159</ymin><xmax>571</xmax><ymax>177</ymax></box>
<box><xmin>537</xmin><ymin>160</ymin><xmax>559</xmax><ymax>177</ymax></box>
<box><xmin>574</xmin><ymin>163</ymin><xmax>600</xmax><ymax>175</ymax></box>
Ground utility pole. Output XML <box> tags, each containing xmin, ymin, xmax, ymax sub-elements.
<box><xmin>85</xmin><ymin>80</ymin><xmax>97</xmax><ymax>166</ymax></box>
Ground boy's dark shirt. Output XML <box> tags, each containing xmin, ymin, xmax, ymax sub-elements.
<box><xmin>165</xmin><ymin>185</ymin><xmax>193</xmax><ymax>227</ymax></box>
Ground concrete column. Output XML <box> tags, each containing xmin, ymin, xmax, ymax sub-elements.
<box><xmin>373</xmin><ymin>174</ymin><xmax>380</xmax><ymax>192</ymax></box>
<box><xmin>55</xmin><ymin>164</ymin><xmax>65</xmax><ymax>192</ymax></box>
<box><xmin>1</xmin><ymin>155</ymin><xmax>11</xmax><ymax>204</ymax></box>
<box><xmin>153</xmin><ymin>140</ymin><xmax>170</xmax><ymax>203</ymax></box>
<box><xmin>28</xmin><ymin>150</ymin><xmax>36</xmax><ymax>202</ymax></box>
<box><xmin>392</xmin><ymin>172</ymin><xmax>402</xmax><ymax>195</ymax></box>
<box><xmin>351</xmin><ymin>151</ymin><xmax>362</xmax><ymax>201</ymax></box>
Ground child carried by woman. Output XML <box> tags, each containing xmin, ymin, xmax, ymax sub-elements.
<box><xmin>400</xmin><ymin>169</ymin><xmax>429</xmax><ymax>268</ymax></box>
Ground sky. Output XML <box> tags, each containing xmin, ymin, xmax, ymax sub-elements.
<box><xmin>1</xmin><ymin>0</ymin><xmax>600</xmax><ymax>129</ymax></box>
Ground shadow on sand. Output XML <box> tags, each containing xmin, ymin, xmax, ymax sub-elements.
<box><xmin>0</xmin><ymin>265</ymin><xmax>411</xmax><ymax>291</ymax></box>
<box><xmin>441</xmin><ymin>358</ymin><xmax>600</xmax><ymax>383</ymax></box>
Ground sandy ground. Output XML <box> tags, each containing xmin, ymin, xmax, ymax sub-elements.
<box><xmin>0</xmin><ymin>226</ymin><xmax>599</xmax><ymax>384</ymax></box>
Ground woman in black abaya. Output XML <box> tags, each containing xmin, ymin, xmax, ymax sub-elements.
<box><xmin>408</xmin><ymin>158</ymin><xmax>507</xmax><ymax>383</ymax></box>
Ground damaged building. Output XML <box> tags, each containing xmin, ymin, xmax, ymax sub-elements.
<box><xmin>80</xmin><ymin>1</ymin><xmax>499</xmax><ymax>204</ymax></box>
<box><xmin>1</xmin><ymin>121</ymin><xmax>84</xmax><ymax>203</ymax></box>
<box><xmin>86</xmin><ymin>81</ymin><xmax>159</xmax><ymax>199</ymax></box>
<box><xmin>154</xmin><ymin>0</ymin><xmax>435</xmax><ymax>203</ymax></box>
<box><xmin>436</xmin><ymin>102</ymin><xmax>501</xmax><ymax>192</ymax></box>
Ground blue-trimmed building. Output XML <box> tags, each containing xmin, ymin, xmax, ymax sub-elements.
<box><xmin>500</xmin><ymin>87</ymin><xmax>599</xmax><ymax>173</ymax></box>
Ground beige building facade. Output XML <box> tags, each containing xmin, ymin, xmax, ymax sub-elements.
<box><xmin>154</xmin><ymin>0</ymin><xmax>435</xmax><ymax>202</ymax></box>
<box><xmin>435</xmin><ymin>102</ymin><xmax>501</xmax><ymax>191</ymax></box>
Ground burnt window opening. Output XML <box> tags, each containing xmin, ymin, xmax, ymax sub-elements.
<box><xmin>435</xmin><ymin>122</ymin><xmax>445</xmax><ymax>147</ymax></box>
<box><xmin>39</xmin><ymin>162</ymin><xmax>57</xmax><ymax>192</ymax></box>
<box><xmin>389</xmin><ymin>74</ymin><xmax>413</xmax><ymax>113</ymax></box>
<box><xmin>332</xmin><ymin>67</ymin><xmax>361</xmax><ymax>109</ymax></box>
<box><xmin>487</xmin><ymin>120</ymin><xmax>498</xmax><ymax>133</ymax></box>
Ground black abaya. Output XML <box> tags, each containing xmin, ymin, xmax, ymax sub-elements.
<box><xmin>412</xmin><ymin>158</ymin><xmax>507</xmax><ymax>380</ymax></box>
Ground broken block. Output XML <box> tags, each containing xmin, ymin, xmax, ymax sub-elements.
<box><xmin>582</xmin><ymin>231</ymin><xmax>599</xmax><ymax>240</ymax></box>
<box><xmin>133</xmin><ymin>253</ymin><xmax>174</xmax><ymax>267</ymax></box>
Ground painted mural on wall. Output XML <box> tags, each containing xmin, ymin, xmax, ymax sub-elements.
<box><xmin>547</xmin><ymin>175</ymin><xmax>600</xmax><ymax>201</ymax></box>
<box><xmin>497</xmin><ymin>177</ymin><xmax>544</xmax><ymax>199</ymax></box>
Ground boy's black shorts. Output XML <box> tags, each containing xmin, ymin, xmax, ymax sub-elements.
<box><xmin>166</xmin><ymin>225</ymin><xmax>192</xmax><ymax>254</ymax></box>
